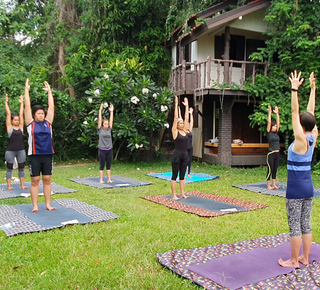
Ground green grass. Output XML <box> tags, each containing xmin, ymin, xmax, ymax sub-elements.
<box><xmin>0</xmin><ymin>160</ymin><xmax>320</xmax><ymax>289</ymax></box>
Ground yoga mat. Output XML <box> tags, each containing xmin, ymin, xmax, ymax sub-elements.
<box><xmin>141</xmin><ymin>191</ymin><xmax>268</xmax><ymax>217</ymax></box>
<box><xmin>233</xmin><ymin>182</ymin><xmax>320</xmax><ymax>198</ymax></box>
<box><xmin>157</xmin><ymin>233</ymin><xmax>320</xmax><ymax>289</ymax></box>
<box><xmin>70</xmin><ymin>175</ymin><xmax>153</xmax><ymax>189</ymax></box>
<box><xmin>188</xmin><ymin>242</ymin><xmax>320</xmax><ymax>290</ymax></box>
<box><xmin>0</xmin><ymin>181</ymin><xmax>77</xmax><ymax>199</ymax></box>
<box><xmin>0</xmin><ymin>198</ymin><xmax>119</xmax><ymax>236</ymax></box>
<box><xmin>147</xmin><ymin>172</ymin><xmax>219</xmax><ymax>183</ymax></box>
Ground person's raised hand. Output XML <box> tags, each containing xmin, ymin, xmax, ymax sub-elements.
<box><xmin>182</xmin><ymin>97</ymin><xmax>188</xmax><ymax>106</ymax></box>
<box><xmin>273</xmin><ymin>106</ymin><xmax>279</xmax><ymax>114</ymax></box>
<box><xmin>42</xmin><ymin>81</ymin><xmax>51</xmax><ymax>92</ymax></box>
<box><xmin>5</xmin><ymin>94</ymin><xmax>8</xmax><ymax>103</ymax></box>
<box><xmin>289</xmin><ymin>70</ymin><xmax>304</xmax><ymax>90</ymax></box>
<box><xmin>109</xmin><ymin>104</ymin><xmax>114</xmax><ymax>112</ymax></box>
<box><xmin>309</xmin><ymin>71</ymin><xmax>316</xmax><ymax>89</ymax></box>
<box><xmin>25</xmin><ymin>79</ymin><xmax>30</xmax><ymax>90</ymax></box>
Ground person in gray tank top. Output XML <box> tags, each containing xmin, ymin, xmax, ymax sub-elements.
<box><xmin>266</xmin><ymin>105</ymin><xmax>281</xmax><ymax>190</ymax></box>
<box><xmin>98</xmin><ymin>103</ymin><xmax>114</xmax><ymax>183</ymax></box>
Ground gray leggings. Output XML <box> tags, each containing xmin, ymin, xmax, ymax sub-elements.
<box><xmin>5</xmin><ymin>150</ymin><xmax>26</xmax><ymax>179</ymax></box>
<box><xmin>286</xmin><ymin>198</ymin><xmax>313</xmax><ymax>237</ymax></box>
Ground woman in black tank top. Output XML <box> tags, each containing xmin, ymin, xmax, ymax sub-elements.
<box><xmin>4</xmin><ymin>94</ymin><xmax>28</xmax><ymax>191</ymax></box>
<box><xmin>171</xmin><ymin>96</ymin><xmax>190</xmax><ymax>200</ymax></box>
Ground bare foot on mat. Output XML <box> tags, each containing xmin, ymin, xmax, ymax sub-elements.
<box><xmin>267</xmin><ymin>186</ymin><xmax>275</xmax><ymax>190</ymax></box>
<box><xmin>181</xmin><ymin>194</ymin><xmax>189</xmax><ymax>199</ymax></box>
<box><xmin>107</xmin><ymin>180</ymin><xmax>114</xmax><ymax>183</ymax></box>
<box><xmin>100</xmin><ymin>180</ymin><xmax>105</xmax><ymax>184</ymax></box>
<box><xmin>298</xmin><ymin>255</ymin><xmax>309</xmax><ymax>266</ymax></box>
<box><xmin>46</xmin><ymin>206</ymin><xmax>56</xmax><ymax>211</ymax></box>
<box><xmin>20</xmin><ymin>186</ymin><xmax>28</xmax><ymax>190</ymax></box>
<box><xmin>278</xmin><ymin>258</ymin><xmax>299</xmax><ymax>268</ymax></box>
<box><xmin>32</xmin><ymin>208</ymin><xmax>38</xmax><ymax>213</ymax></box>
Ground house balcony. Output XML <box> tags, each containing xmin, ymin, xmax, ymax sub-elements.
<box><xmin>168</xmin><ymin>58</ymin><xmax>268</xmax><ymax>95</ymax></box>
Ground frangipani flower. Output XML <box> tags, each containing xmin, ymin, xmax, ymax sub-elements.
<box><xmin>131</xmin><ymin>96</ymin><xmax>140</xmax><ymax>104</ymax></box>
<box><xmin>161</xmin><ymin>105</ymin><xmax>168</xmax><ymax>112</ymax></box>
<box><xmin>83</xmin><ymin>120</ymin><xmax>88</xmax><ymax>125</ymax></box>
<box><xmin>153</xmin><ymin>93</ymin><xmax>157</xmax><ymax>98</ymax></box>
<box><xmin>94</xmin><ymin>89</ymin><xmax>100</xmax><ymax>96</ymax></box>
<box><xmin>164</xmin><ymin>122</ymin><xmax>169</xmax><ymax>128</ymax></box>
<box><xmin>103</xmin><ymin>102</ymin><xmax>108</xmax><ymax>109</ymax></box>
<box><xmin>88</xmin><ymin>97</ymin><xmax>93</xmax><ymax>103</ymax></box>
<box><xmin>104</xmin><ymin>74</ymin><xmax>109</xmax><ymax>79</ymax></box>
<box><xmin>142</xmin><ymin>88</ymin><xmax>149</xmax><ymax>95</ymax></box>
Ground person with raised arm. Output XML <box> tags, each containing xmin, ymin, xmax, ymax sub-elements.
<box><xmin>266</xmin><ymin>105</ymin><xmax>281</xmax><ymax>190</ymax></box>
<box><xmin>171</xmin><ymin>96</ymin><xmax>189</xmax><ymax>200</ymax></box>
<box><xmin>4</xmin><ymin>94</ymin><xmax>28</xmax><ymax>190</ymax></box>
<box><xmin>279</xmin><ymin>71</ymin><xmax>318</xmax><ymax>268</ymax></box>
<box><xmin>25</xmin><ymin>78</ymin><xmax>55</xmax><ymax>213</ymax></box>
<box><xmin>98</xmin><ymin>103</ymin><xmax>114</xmax><ymax>183</ymax></box>
<box><xmin>186</xmin><ymin>107</ymin><xmax>194</xmax><ymax>178</ymax></box>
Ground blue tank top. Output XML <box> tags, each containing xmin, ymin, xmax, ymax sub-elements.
<box><xmin>286</xmin><ymin>134</ymin><xmax>315</xmax><ymax>199</ymax></box>
<box><xmin>27</xmin><ymin>120</ymin><xmax>54</xmax><ymax>155</ymax></box>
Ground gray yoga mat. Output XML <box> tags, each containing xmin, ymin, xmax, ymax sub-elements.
<box><xmin>233</xmin><ymin>182</ymin><xmax>320</xmax><ymax>198</ymax></box>
<box><xmin>0</xmin><ymin>198</ymin><xmax>119</xmax><ymax>236</ymax></box>
<box><xmin>70</xmin><ymin>175</ymin><xmax>153</xmax><ymax>188</ymax></box>
<box><xmin>163</xmin><ymin>195</ymin><xmax>247</xmax><ymax>212</ymax></box>
<box><xmin>0</xmin><ymin>181</ymin><xmax>77</xmax><ymax>199</ymax></box>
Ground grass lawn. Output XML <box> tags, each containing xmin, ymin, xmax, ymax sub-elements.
<box><xmin>0</xmin><ymin>160</ymin><xmax>319</xmax><ymax>289</ymax></box>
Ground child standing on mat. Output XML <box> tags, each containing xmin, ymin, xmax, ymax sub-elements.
<box><xmin>279</xmin><ymin>71</ymin><xmax>318</xmax><ymax>268</ymax></box>
<box><xmin>171</xmin><ymin>96</ymin><xmax>189</xmax><ymax>200</ymax></box>
<box><xmin>98</xmin><ymin>103</ymin><xmax>114</xmax><ymax>184</ymax></box>
<box><xmin>4</xmin><ymin>94</ymin><xmax>28</xmax><ymax>191</ymax></box>
<box><xmin>266</xmin><ymin>105</ymin><xmax>281</xmax><ymax>190</ymax></box>
<box><xmin>24</xmin><ymin>78</ymin><xmax>55</xmax><ymax>213</ymax></box>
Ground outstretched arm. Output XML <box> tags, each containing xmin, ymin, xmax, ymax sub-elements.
<box><xmin>44</xmin><ymin>81</ymin><xmax>54</xmax><ymax>123</ymax></box>
<box><xmin>289</xmin><ymin>70</ymin><xmax>306</xmax><ymax>153</ymax></box>
<box><xmin>267</xmin><ymin>105</ymin><xmax>272</xmax><ymax>132</ymax></box>
<box><xmin>182</xmin><ymin>97</ymin><xmax>189</xmax><ymax>128</ymax></box>
<box><xmin>24</xmin><ymin>79</ymin><xmax>33</xmax><ymax>125</ymax></box>
<box><xmin>109</xmin><ymin>104</ymin><xmax>114</xmax><ymax>129</ymax></box>
<box><xmin>98</xmin><ymin>103</ymin><xmax>103</xmax><ymax>129</ymax></box>
<box><xmin>19</xmin><ymin>95</ymin><xmax>24</xmax><ymax>130</ymax></box>
<box><xmin>5</xmin><ymin>94</ymin><xmax>12</xmax><ymax>133</ymax></box>
<box><xmin>274</xmin><ymin>106</ymin><xmax>280</xmax><ymax>132</ymax></box>
<box><xmin>172</xmin><ymin>96</ymin><xmax>179</xmax><ymax>140</ymax></box>
<box><xmin>308</xmin><ymin>72</ymin><xmax>318</xmax><ymax>145</ymax></box>
<box><xmin>189</xmin><ymin>108</ymin><xmax>194</xmax><ymax>132</ymax></box>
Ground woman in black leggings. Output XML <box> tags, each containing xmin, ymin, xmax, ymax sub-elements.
<box><xmin>171</xmin><ymin>96</ymin><xmax>189</xmax><ymax>200</ymax></box>
<box><xmin>98</xmin><ymin>103</ymin><xmax>114</xmax><ymax>183</ymax></box>
<box><xmin>266</xmin><ymin>105</ymin><xmax>281</xmax><ymax>190</ymax></box>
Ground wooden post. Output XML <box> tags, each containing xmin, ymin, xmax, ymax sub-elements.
<box><xmin>194</xmin><ymin>61</ymin><xmax>198</xmax><ymax>89</ymax></box>
<box><xmin>206</xmin><ymin>56</ymin><xmax>211</xmax><ymax>88</ymax></box>
<box><xmin>182</xmin><ymin>60</ymin><xmax>186</xmax><ymax>91</ymax></box>
<box><xmin>241</xmin><ymin>63</ymin><xmax>245</xmax><ymax>90</ymax></box>
<box><xmin>252</xmin><ymin>63</ymin><xmax>256</xmax><ymax>85</ymax></box>
<box><xmin>217</xmin><ymin>60</ymin><xmax>221</xmax><ymax>89</ymax></box>
<box><xmin>223</xmin><ymin>26</ymin><xmax>231</xmax><ymax>85</ymax></box>
<box><xmin>229</xmin><ymin>60</ymin><xmax>233</xmax><ymax>87</ymax></box>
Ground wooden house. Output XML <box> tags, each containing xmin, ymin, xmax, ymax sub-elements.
<box><xmin>167</xmin><ymin>0</ymin><xmax>283</xmax><ymax>166</ymax></box>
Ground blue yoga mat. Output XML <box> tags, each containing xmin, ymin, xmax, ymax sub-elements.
<box><xmin>15</xmin><ymin>201</ymin><xmax>91</xmax><ymax>228</ymax></box>
<box><xmin>163</xmin><ymin>195</ymin><xmax>247</xmax><ymax>212</ymax></box>
<box><xmin>147</xmin><ymin>172</ymin><xmax>219</xmax><ymax>183</ymax></box>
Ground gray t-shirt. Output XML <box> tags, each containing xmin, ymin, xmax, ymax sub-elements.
<box><xmin>98</xmin><ymin>127</ymin><xmax>112</xmax><ymax>149</ymax></box>
<box><xmin>267</xmin><ymin>132</ymin><xmax>280</xmax><ymax>152</ymax></box>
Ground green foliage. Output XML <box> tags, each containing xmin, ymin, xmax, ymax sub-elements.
<box><xmin>79</xmin><ymin>59</ymin><xmax>173</xmax><ymax>160</ymax></box>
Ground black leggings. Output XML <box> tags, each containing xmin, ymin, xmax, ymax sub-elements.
<box><xmin>171</xmin><ymin>150</ymin><xmax>188</xmax><ymax>181</ymax></box>
<box><xmin>266</xmin><ymin>151</ymin><xmax>280</xmax><ymax>180</ymax></box>
<box><xmin>99</xmin><ymin>149</ymin><xmax>112</xmax><ymax>170</ymax></box>
<box><xmin>187</xmin><ymin>148</ymin><xmax>193</xmax><ymax>174</ymax></box>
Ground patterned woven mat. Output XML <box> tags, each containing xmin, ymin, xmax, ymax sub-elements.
<box><xmin>0</xmin><ymin>181</ymin><xmax>77</xmax><ymax>199</ymax></box>
<box><xmin>157</xmin><ymin>233</ymin><xmax>320</xmax><ymax>289</ymax></box>
<box><xmin>233</xmin><ymin>182</ymin><xmax>320</xmax><ymax>198</ymax></box>
<box><xmin>141</xmin><ymin>191</ymin><xmax>268</xmax><ymax>217</ymax></box>
<box><xmin>0</xmin><ymin>198</ymin><xmax>119</xmax><ymax>236</ymax></box>
<box><xmin>70</xmin><ymin>175</ymin><xmax>153</xmax><ymax>189</ymax></box>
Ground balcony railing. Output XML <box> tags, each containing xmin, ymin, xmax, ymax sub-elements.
<box><xmin>168</xmin><ymin>57</ymin><xmax>268</xmax><ymax>93</ymax></box>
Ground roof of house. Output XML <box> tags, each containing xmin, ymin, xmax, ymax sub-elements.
<box><xmin>171</xmin><ymin>0</ymin><xmax>271</xmax><ymax>46</ymax></box>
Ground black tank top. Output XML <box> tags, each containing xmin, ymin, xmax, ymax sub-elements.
<box><xmin>7</xmin><ymin>128</ymin><xmax>24</xmax><ymax>151</ymax></box>
<box><xmin>174</xmin><ymin>132</ymin><xmax>188</xmax><ymax>151</ymax></box>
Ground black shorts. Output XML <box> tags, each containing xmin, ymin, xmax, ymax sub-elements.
<box><xmin>29</xmin><ymin>155</ymin><xmax>53</xmax><ymax>177</ymax></box>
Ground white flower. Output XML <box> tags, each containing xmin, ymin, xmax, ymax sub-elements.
<box><xmin>142</xmin><ymin>88</ymin><xmax>149</xmax><ymax>95</ymax></box>
<box><xmin>139</xmin><ymin>144</ymin><xmax>143</xmax><ymax>148</ymax></box>
<box><xmin>164</xmin><ymin>122</ymin><xmax>169</xmax><ymax>129</ymax></box>
<box><xmin>135</xmin><ymin>144</ymin><xmax>140</xmax><ymax>149</ymax></box>
<box><xmin>94</xmin><ymin>89</ymin><xmax>100</xmax><ymax>96</ymax></box>
<box><xmin>137</xmin><ymin>168</ymin><xmax>140</xmax><ymax>170</ymax></box>
<box><xmin>104</xmin><ymin>74</ymin><xmax>109</xmax><ymax>79</ymax></box>
<box><xmin>103</xmin><ymin>102</ymin><xmax>108</xmax><ymax>109</ymax></box>
<box><xmin>83</xmin><ymin>120</ymin><xmax>88</xmax><ymax>125</ymax></box>
<box><xmin>153</xmin><ymin>93</ymin><xmax>157</xmax><ymax>98</ymax></box>
<box><xmin>94</xmin><ymin>118</ymin><xmax>97</xmax><ymax>121</ymax></box>
<box><xmin>131</xmin><ymin>96</ymin><xmax>139</xmax><ymax>104</ymax></box>
<box><xmin>161</xmin><ymin>105</ymin><xmax>168</xmax><ymax>112</ymax></box>
<box><xmin>88</xmin><ymin>97</ymin><xmax>93</xmax><ymax>103</ymax></box>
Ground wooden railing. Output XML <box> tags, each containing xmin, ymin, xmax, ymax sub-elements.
<box><xmin>168</xmin><ymin>57</ymin><xmax>268</xmax><ymax>93</ymax></box>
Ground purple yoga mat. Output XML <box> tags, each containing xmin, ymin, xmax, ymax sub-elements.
<box><xmin>188</xmin><ymin>242</ymin><xmax>320</xmax><ymax>290</ymax></box>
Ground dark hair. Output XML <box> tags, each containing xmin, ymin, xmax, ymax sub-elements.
<box><xmin>11</xmin><ymin>114</ymin><xmax>19</xmax><ymax>121</ymax></box>
<box><xmin>300</xmin><ymin>112</ymin><xmax>316</xmax><ymax>132</ymax></box>
<box><xmin>32</xmin><ymin>105</ymin><xmax>46</xmax><ymax>118</ymax></box>
<box><xmin>271</xmin><ymin>122</ymin><xmax>276</xmax><ymax>127</ymax></box>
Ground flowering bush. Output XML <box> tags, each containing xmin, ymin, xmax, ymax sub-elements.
<box><xmin>79</xmin><ymin>58</ymin><xmax>173</xmax><ymax>159</ymax></box>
